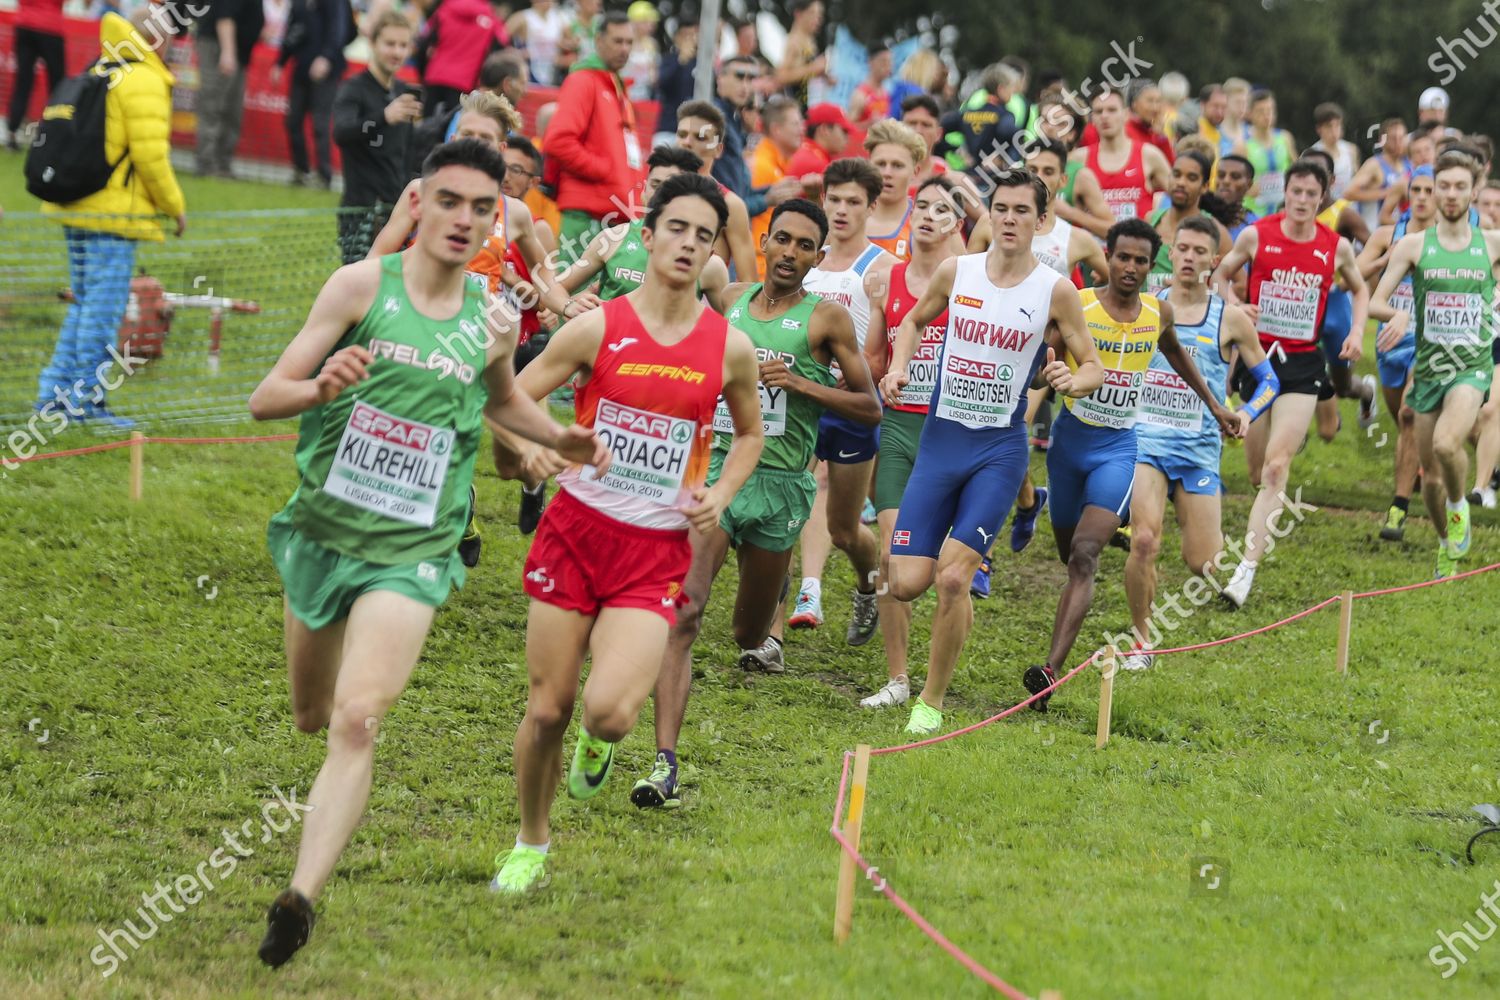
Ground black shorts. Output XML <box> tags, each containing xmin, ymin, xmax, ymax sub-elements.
<box><xmin>1235</xmin><ymin>349</ymin><xmax>1333</xmax><ymax>402</ymax></box>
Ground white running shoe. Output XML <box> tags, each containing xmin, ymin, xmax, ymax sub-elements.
<box><xmin>1221</xmin><ymin>561</ymin><xmax>1255</xmax><ymax>609</ymax></box>
<box><xmin>738</xmin><ymin>636</ymin><xmax>786</xmax><ymax>673</ymax></box>
<box><xmin>1119</xmin><ymin>649</ymin><xmax>1155</xmax><ymax>672</ymax></box>
<box><xmin>859</xmin><ymin>675</ymin><xmax>910</xmax><ymax>708</ymax></box>
<box><xmin>1478</xmin><ymin>486</ymin><xmax>1497</xmax><ymax>510</ymax></box>
<box><xmin>1357</xmin><ymin>374</ymin><xmax>1379</xmax><ymax>429</ymax></box>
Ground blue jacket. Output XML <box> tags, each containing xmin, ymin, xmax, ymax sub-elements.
<box><xmin>710</xmin><ymin>96</ymin><xmax>768</xmax><ymax>217</ymax></box>
<box><xmin>277</xmin><ymin>0</ymin><xmax>351</xmax><ymax>82</ymax></box>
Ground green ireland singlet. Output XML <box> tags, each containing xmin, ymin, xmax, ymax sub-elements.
<box><xmin>1410</xmin><ymin>225</ymin><xmax>1496</xmax><ymax>413</ymax></box>
<box><xmin>712</xmin><ymin>285</ymin><xmax>835</xmax><ymax>471</ymax></box>
<box><xmin>597</xmin><ymin>220</ymin><xmax>650</xmax><ymax>301</ymax></box>
<box><xmin>291</xmin><ymin>254</ymin><xmax>490</xmax><ymax>562</ymax></box>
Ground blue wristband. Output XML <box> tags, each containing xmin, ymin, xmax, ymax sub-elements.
<box><xmin>1242</xmin><ymin>359</ymin><xmax>1280</xmax><ymax>422</ymax></box>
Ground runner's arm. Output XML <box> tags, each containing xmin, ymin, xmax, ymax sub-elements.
<box><xmin>511</xmin><ymin>198</ymin><xmax>581</xmax><ymax>318</ymax></box>
<box><xmin>1157</xmin><ymin>301</ymin><xmax>1241</xmax><ymax>437</ymax></box>
<box><xmin>776</xmin><ymin>301</ymin><xmax>881</xmax><ymax>425</ymax></box>
<box><xmin>1144</xmin><ymin>145</ymin><xmax>1172</xmax><ymax>193</ymax></box>
<box><xmin>1223</xmin><ymin>306</ymin><xmax>1278</xmax><ymax>424</ymax></box>
<box><xmin>1071</xmin><ymin>228</ymin><xmax>1109</xmax><ymax>277</ymax></box>
<box><xmin>515</xmin><ymin>308</ymin><xmax>606</xmax><ymax>400</ymax></box>
<box><xmin>700</xmin><ymin>256</ymin><xmax>731</xmax><ymax>313</ymax></box>
<box><xmin>1342</xmin><ymin>157</ymin><xmax>1386</xmax><ymax>204</ymax></box>
<box><xmin>1377</xmin><ymin>184</ymin><xmax>1404</xmax><ymax>226</ymax></box>
<box><xmin>682</xmin><ymin>328</ymin><xmax>764</xmax><ymax>532</ymax></box>
<box><xmin>1339</xmin><ymin>205</ymin><xmax>1371</xmax><ymax>246</ymax></box>
<box><xmin>1211</xmin><ymin>225</ymin><xmax>1259</xmax><ymax>308</ymax></box>
<box><xmin>1368</xmin><ymin>233</ymin><xmax>1420</xmax><ymax>325</ymax></box>
<box><xmin>249</xmin><ymin>264</ymin><xmax>378</xmax><ymax>420</ymax></box>
<box><xmin>557</xmin><ymin>227</ymin><xmax>619</xmax><ymax>294</ymax></box>
<box><xmin>724</xmin><ymin>193</ymin><xmax>759</xmax><ymax>280</ymax></box>
<box><xmin>1334</xmin><ymin>237</ymin><xmax>1370</xmax><ymax>362</ymax></box>
<box><xmin>881</xmin><ymin>257</ymin><xmax>955</xmax><ymax>399</ymax></box>
<box><xmin>966</xmin><ymin>215</ymin><xmax>992</xmax><ymax>252</ymax></box>
<box><xmin>1046</xmin><ymin>279</ymin><xmax>1103</xmax><ymax>397</ymax></box>
<box><xmin>863</xmin><ymin>276</ymin><xmax>891</xmax><ymax>384</ymax></box>
<box><xmin>1062</xmin><ymin>167</ymin><xmax>1116</xmax><ymax>239</ymax></box>
<box><xmin>366</xmin><ymin>181</ymin><xmax>420</xmax><ymax>258</ymax></box>
<box><xmin>1356</xmin><ymin>226</ymin><xmax>1394</xmax><ymax>283</ymax></box>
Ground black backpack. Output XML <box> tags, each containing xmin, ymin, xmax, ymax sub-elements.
<box><xmin>25</xmin><ymin>61</ymin><xmax>126</xmax><ymax>204</ymax></box>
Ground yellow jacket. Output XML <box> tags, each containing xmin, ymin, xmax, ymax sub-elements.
<box><xmin>42</xmin><ymin>13</ymin><xmax>186</xmax><ymax>242</ymax></box>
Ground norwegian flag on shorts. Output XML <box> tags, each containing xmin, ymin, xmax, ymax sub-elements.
<box><xmin>893</xmin><ymin>530</ymin><xmax>911</xmax><ymax>547</ymax></box>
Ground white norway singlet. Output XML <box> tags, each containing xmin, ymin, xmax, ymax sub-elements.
<box><xmin>1031</xmin><ymin>216</ymin><xmax>1074</xmax><ymax>278</ymax></box>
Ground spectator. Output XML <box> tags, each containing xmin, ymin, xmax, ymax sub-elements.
<box><xmin>273</xmin><ymin>0</ymin><xmax>352</xmax><ymax>189</ymax></box>
<box><xmin>194</xmin><ymin>0</ymin><xmax>264</xmax><ymax>178</ymax></box>
<box><xmin>948</xmin><ymin>62</ymin><xmax>1020</xmax><ymax>173</ymax></box>
<box><xmin>417</xmin><ymin>0</ymin><xmax>511</xmax><ymax>118</ymax></box>
<box><xmin>785</xmin><ymin>103</ymin><xmax>852</xmax><ymax>194</ymax></box>
<box><xmin>407</xmin><ymin>50</ymin><xmax>527</xmax><ymax>179</ymax></box>
<box><xmin>710</xmin><ymin>55</ymin><xmax>801</xmax><ymax>221</ymax></box>
<box><xmin>886</xmin><ymin>49</ymin><xmax>946</xmax><ymax>114</ymax></box>
<box><xmin>1159</xmin><ymin>70</ymin><xmax>1190</xmax><ymax>141</ymax></box>
<box><xmin>333</xmin><ymin>10</ymin><xmax>419</xmax><ymax>263</ymax></box>
<box><xmin>6</xmin><ymin>0</ymin><xmax>66</xmax><ymax>151</ymax></box>
<box><xmin>749</xmin><ymin>96</ymin><xmax>805</xmax><ymax>275</ymax></box>
<box><xmin>263</xmin><ymin>0</ymin><xmax>292</xmax><ymax>47</ymax></box>
<box><xmin>542</xmin><ymin>10</ymin><xmax>640</xmax><ymax>264</ymax></box>
<box><xmin>652</xmin><ymin>17</ymin><xmax>698</xmax><ymax>147</ymax></box>
<box><xmin>732</xmin><ymin>16</ymin><xmax>765</xmax><ymax>65</ymax></box>
<box><xmin>1001</xmin><ymin>55</ymin><xmax>1031</xmax><ymax>135</ymax></box>
<box><xmin>623</xmin><ymin>1</ymin><xmax>659</xmax><ymax>101</ymax></box>
<box><xmin>849</xmin><ymin>46</ymin><xmax>892</xmax><ymax>132</ymax></box>
<box><xmin>38</xmin><ymin>7</ymin><xmax>186</xmax><ymax>429</ymax></box>
<box><xmin>775</xmin><ymin>0</ymin><xmax>827</xmax><ymax>106</ymax></box>
<box><xmin>508</xmin><ymin>0</ymin><xmax>569</xmax><ymax>86</ymax></box>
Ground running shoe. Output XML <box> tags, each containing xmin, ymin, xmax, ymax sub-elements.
<box><xmin>566</xmin><ymin>731</ymin><xmax>614</xmax><ymax>800</ymax></box>
<box><xmin>1109</xmin><ymin>525</ymin><xmax>1132</xmax><ymax>552</ymax></box>
<box><xmin>489</xmin><ymin>846</ymin><xmax>548</xmax><ymax>894</ymax></box>
<box><xmin>1221</xmin><ymin>561</ymin><xmax>1255</xmax><ymax>609</ymax></box>
<box><xmin>78</xmin><ymin>404</ymin><xmax>135</xmax><ymax>431</ymax></box>
<box><xmin>859</xmin><ymin>674</ymin><xmax>910</xmax><ymax>708</ymax></box>
<box><xmin>1023</xmin><ymin>664</ymin><xmax>1058</xmax><ymax>712</ymax></box>
<box><xmin>1448</xmin><ymin>500</ymin><xmax>1472</xmax><ymax>558</ymax></box>
<box><xmin>1379</xmin><ymin>505</ymin><xmax>1407</xmax><ymax>542</ymax></box>
<box><xmin>630</xmin><ymin>753</ymin><xmax>681</xmax><ymax>809</ymax></box>
<box><xmin>1030</xmin><ymin>398</ymin><xmax>1053</xmax><ymax>451</ymax></box>
<box><xmin>459</xmin><ymin>485</ymin><xmax>482</xmax><ymax>568</ymax></box>
<box><xmin>1010</xmin><ymin>486</ymin><xmax>1048</xmax><ymax>552</ymax></box>
<box><xmin>1468</xmin><ymin>486</ymin><xmax>1497</xmax><ymax>510</ymax></box>
<box><xmin>860</xmin><ymin>498</ymin><xmax>878</xmax><ymax>525</ymax></box>
<box><xmin>903</xmin><ymin>697</ymin><xmax>943</xmax><ymax>735</ymax></box>
<box><xmin>1435</xmin><ymin>542</ymin><xmax>1458</xmax><ymax>580</ymax></box>
<box><xmin>970</xmin><ymin>558</ymin><xmax>991</xmax><ymax>599</ymax></box>
<box><xmin>518</xmin><ymin>481</ymin><xmax>548</xmax><ymax>535</ymax></box>
<box><xmin>788</xmin><ymin>589</ymin><xmax>823</xmax><ymax>629</ymax></box>
<box><xmin>847</xmin><ymin>590</ymin><xmax>879</xmax><ymax>646</ymax></box>
<box><xmin>738</xmin><ymin>636</ymin><xmax>785</xmax><ymax>673</ymax></box>
<box><xmin>257</xmin><ymin>888</ymin><xmax>315</xmax><ymax>968</ymax></box>
<box><xmin>1119</xmin><ymin>648</ymin><xmax>1155</xmax><ymax>672</ymax></box>
<box><xmin>1357</xmin><ymin>374</ymin><xmax>1379</xmax><ymax>429</ymax></box>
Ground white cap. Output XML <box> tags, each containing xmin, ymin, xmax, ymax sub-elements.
<box><xmin>1419</xmin><ymin>86</ymin><xmax>1450</xmax><ymax>111</ymax></box>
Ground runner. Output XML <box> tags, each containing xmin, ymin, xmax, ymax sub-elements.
<box><xmin>488</xmin><ymin>173</ymin><xmax>764</xmax><ymax>891</ymax></box>
<box><xmin>865</xmin><ymin>119</ymin><xmax>928</xmax><ymax>258</ymax></box>
<box><xmin>674</xmin><ymin>98</ymin><xmax>759</xmax><ymax>279</ymax></box>
<box><xmin>780</xmin><ymin>158</ymin><xmax>894</xmax><ymax>647</ymax></box>
<box><xmin>1345</xmin><ymin>117</ymin><xmax>1411</xmax><ymax>233</ymax></box>
<box><xmin>1368</xmin><ymin>149</ymin><xmax>1500</xmax><ymax>577</ymax></box>
<box><xmin>1236</xmin><ymin>89</ymin><xmax>1297</xmax><ymax>216</ymax></box>
<box><xmin>1211</xmin><ymin>159</ymin><xmax>1371</xmax><ymax>608</ymax></box>
<box><xmin>1025</xmin><ymin>218</ymin><xmax>1241</xmax><ymax>707</ymax></box>
<box><xmin>557</xmin><ymin>145</ymin><xmax>730</xmax><ymax>308</ymax></box>
<box><xmin>1143</xmin><ymin>147</ymin><xmax>1235</xmax><ymax>298</ymax></box>
<box><xmin>1357</xmin><ymin>166</ymin><xmax>1435</xmax><ymax>541</ymax></box>
<box><xmin>880</xmin><ymin>167</ymin><xmax>1106</xmax><ymax>735</ymax></box>
<box><xmin>858</xmin><ymin>175</ymin><xmax>962</xmax><ymax>708</ymax></box>
<box><xmin>1120</xmin><ymin>216</ymin><xmax>1277</xmax><ymax>671</ymax></box>
<box><xmin>632</xmin><ymin>198</ymin><xmax>879</xmax><ymax>805</ymax></box>
<box><xmin>1310</xmin><ymin>102</ymin><xmax>1362</xmax><ymax>199</ymax></box>
<box><xmin>1071</xmin><ymin>88</ymin><xmax>1171</xmax><ymax>225</ymax></box>
<box><xmin>249</xmin><ymin>140</ymin><xmax>606</xmax><ymax>965</ymax></box>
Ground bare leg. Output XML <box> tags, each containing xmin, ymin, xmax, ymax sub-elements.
<box><xmin>1472</xmin><ymin>396</ymin><xmax>1500</xmax><ymax>495</ymax></box>
<box><xmin>1123</xmin><ymin>465</ymin><xmax>1169</xmax><ymax>644</ymax></box>
<box><xmin>284</xmin><ymin>597</ymin><xmax>345</xmax><ymax>734</ymax></box>
<box><xmin>1241</xmin><ymin>393</ymin><xmax>1318</xmax><ymax>566</ymax></box>
<box><xmin>1045</xmin><ymin>505</ymin><xmax>1120</xmax><ymax>670</ymax></box>
<box><xmin>652</xmin><ymin>527</ymin><xmax>732</xmax><ymax>754</ymax></box>
<box><xmin>514</xmin><ymin>602</ymin><xmax>590</xmax><ymax>846</ymax></box>
<box><xmin>796</xmin><ymin>461</ymin><xmax>833</xmax><ymax>583</ymax></box>
<box><xmin>911</xmin><ymin>539</ymin><xmax>984</xmax><ymax>709</ymax></box>
<box><xmin>876</xmin><ymin>509</ymin><xmax>911</xmax><ymax>681</ymax></box>
<box><xmin>826</xmin><ymin>459</ymin><xmax>881</xmax><ymax>591</ymax></box>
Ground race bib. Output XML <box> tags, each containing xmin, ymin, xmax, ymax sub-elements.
<box><xmin>933</xmin><ymin>352</ymin><xmax>1021</xmax><ymax>428</ymax></box>
<box><xmin>1259</xmin><ymin>170</ymin><xmax>1285</xmax><ymax>208</ymax></box>
<box><xmin>1423</xmin><ymin>291</ymin><xmax>1487</xmax><ymax>346</ymax></box>
<box><xmin>1256</xmin><ymin>282</ymin><xmax>1320</xmax><ymax>342</ymax></box>
<box><xmin>324</xmin><ymin>401</ymin><xmax>453</xmax><ymax>527</ymax></box>
<box><xmin>1072</xmin><ymin>367</ymin><xmax>1144</xmax><ymax>429</ymax></box>
<box><xmin>1390</xmin><ymin>280</ymin><xmax>1416</xmax><ymax>321</ymax></box>
<box><xmin>713</xmin><ymin>381</ymin><xmax>788</xmax><ymax>437</ymax></box>
<box><xmin>900</xmin><ymin>337</ymin><xmax>943</xmax><ymax>408</ymax></box>
<box><xmin>624</xmin><ymin>131</ymin><xmax>643</xmax><ymax>171</ymax></box>
<box><xmin>1138</xmin><ymin>368</ymin><xmax>1203</xmax><ymax>432</ymax></box>
<box><xmin>584</xmin><ymin>398</ymin><xmax>694</xmax><ymax>502</ymax></box>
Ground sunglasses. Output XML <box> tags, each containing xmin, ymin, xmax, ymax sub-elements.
<box><xmin>732</xmin><ymin>71</ymin><xmax>757</xmax><ymax>81</ymax></box>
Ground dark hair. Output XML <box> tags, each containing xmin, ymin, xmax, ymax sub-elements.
<box><xmin>770</xmin><ymin>197</ymin><xmax>830</xmax><ymax>246</ymax></box>
<box><xmin>1250</xmin><ymin>88</ymin><xmax>1275</xmax><ymax>107</ymax></box>
<box><xmin>648</xmin><ymin>145</ymin><xmax>704</xmax><ymax>174</ymax></box>
<box><xmin>1199</xmin><ymin>83</ymin><xmax>1225</xmax><ymax>102</ymax></box>
<box><xmin>1435</xmin><ymin>148</ymin><xmax>1484</xmax><ymax>183</ymax></box>
<box><xmin>1175</xmin><ymin>148</ymin><xmax>1242</xmax><ymax>228</ymax></box>
<box><xmin>644</xmin><ymin>173</ymin><xmax>729</xmax><ymax>232</ymax></box>
<box><xmin>506</xmin><ymin>135</ymin><xmax>542</xmax><ymax>172</ymax></box>
<box><xmin>1027</xmin><ymin>135</ymin><xmax>1069</xmax><ymax>171</ymax></box>
<box><xmin>1091</xmin><ymin>87</ymin><xmax>1126</xmax><ymax>108</ymax></box>
<box><xmin>1299</xmin><ymin>147</ymin><xmax>1335</xmax><ymax>175</ymax></box>
<box><xmin>871</xmin><ymin>45</ymin><xmax>891</xmax><ymax>58</ymax></box>
<box><xmin>1284</xmin><ymin>158</ymin><xmax>1330</xmax><ymax>194</ymax></box>
<box><xmin>722</xmin><ymin>54</ymin><xmax>759</xmax><ymax>74</ymax></box>
<box><xmin>1219</xmin><ymin>153</ymin><xmax>1255</xmax><ymax>179</ymax></box>
<box><xmin>1411</xmin><ymin>121</ymin><xmax>1444</xmax><ymax>142</ymax></box>
<box><xmin>1176</xmin><ymin>214</ymin><xmax>1221</xmax><ymax>246</ymax></box>
<box><xmin>1313</xmin><ymin>102</ymin><xmax>1344</xmax><ymax>127</ymax></box>
<box><xmin>676</xmin><ymin>99</ymin><xmax>725</xmax><ymax>138</ymax></box>
<box><xmin>480</xmin><ymin>51</ymin><xmax>525</xmax><ymax>90</ymax></box>
<box><xmin>901</xmin><ymin>94</ymin><xmax>941</xmax><ymax>119</ymax></box>
<box><xmin>790</xmin><ymin>0</ymin><xmax>821</xmax><ymax>14</ymax></box>
<box><xmin>1106</xmin><ymin>217</ymin><xmax>1162</xmax><ymax>262</ymax></box>
<box><xmin>601</xmin><ymin>10</ymin><xmax>631</xmax><ymax>32</ymax></box>
<box><xmin>1001</xmin><ymin>55</ymin><xmax>1030</xmax><ymax>79</ymax></box>
<box><xmin>1469</xmin><ymin>134</ymin><xmax>1494</xmax><ymax>166</ymax></box>
<box><xmin>823</xmin><ymin>157</ymin><xmax>882</xmax><ymax>205</ymax></box>
<box><xmin>1037</xmin><ymin>69</ymin><xmax>1066</xmax><ymax>91</ymax></box>
<box><xmin>989</xmin><ymin>166</ymin><xmax>1049</xmax><ymax>215</ymax></box>
<box><xmin>915</xmin><ymin>173</ymin><xmax>958</xmax><ymax>199</ymax></box>
<box><xmin>422</xmin><ymin>138</ymin><xmax>507</xmax><ymax>186</ymax></box>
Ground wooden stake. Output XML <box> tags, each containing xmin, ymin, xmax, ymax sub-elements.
<box><xmin>1336</xmin><ymin>589</ymin><xmax>1354</xmax><ymax>674</ymax></box>
<box><xmin>128</xmin><ymin>431</ymin><xmax>145</xmax><ymax>501</ymax></box>
<box><xmin>834</xmin><ymin>743</ymin><xmax>872</xmax><ymax>944</ymax></box>
<box><xmin>1039</xmin><ymin>991</ymin><xmax>1065</xmax><ymax>1000</ymax></box>
<box><xmin>1096</xmin><ymin>646</ymin><xmax>1117</xmax><ymax>749</ymax></box>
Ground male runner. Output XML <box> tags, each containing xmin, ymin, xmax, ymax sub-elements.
<box><xmin>865</xmin><ymin>119</ymin><xmax>928</xmax><ymax>258</ymax></box>
<box><xmin>1071</xmin><ymin>89</ymin><xmax>1171</xmax><ymax>225</ymax></box>
<box><xmin>489</xmin><ymin>173</ymin><xmax>764</xmax><ymax>891</ymax></box>
<box><xmin>674</xmin><ymin>98</ymin><xmax>759</xmax><ymax>278</ymax></box>
<box><xmin>632</xmin><ymin>198</ymin><xmax>879</xmax><ymax>806</ymax></box>
<box><xmin>1211</xmin><ymin>159</ymin><xmax>1370</xmax><ymax>608</ymax></box>
<box><xmin>1025</xmin><ymin>218</ymin><xmax>1241</xmax><ymax>706</ymax></box>
<box><xmin>1369</xmin><ymin>149</ymin><xmax>1500</xmax><ymax>577</ymax></box>
<box><xmin>1119</xmin><ymin>217</ymin><xmax>1277</xmax><ymax>671</ymax></box>
<box><xmin>248</xmin><ymin>140</ymin><xmax>605</xmax><ymax>965</ymax></box>
<box><xmin>1236</xmin><ymin>89</ymin><xmax>1297</xmax><ymax>216</ymax></box>
<box><xmin>781</xmin><ymin>158</ymin><xmax>895</xmax><ymax>644</ymax></box>
<box><xmin>881</xmin><ymin>167</ymin><xmax>1105</xmax><ymax>735</ymax></box>
<box><xmin>1345</xmin><ymin>117</ymin><xmax>1411</xmax><ymax>232</ymax></box>
<box><xmin>1357</xmin><ymin>166</ymin><xmax>1435</xmax><ymax>541</ymax></box>
<box><xmin>558</xmin><ymin>146</ymin><xmax>731</xmax><ymax>308</ymax></box>
<box><xmin>1143</xmin><ymin>148</ymin><xmax>1235</xmax><ymax>297</ymax></box>
<box><xmin>858</xmin><ymin>175</ymin><xmax>963</xmax><ymax>709</ymax></box>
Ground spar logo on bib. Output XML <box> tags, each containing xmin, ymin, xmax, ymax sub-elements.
<box><xmin>325</xmin><ymin>401</ymin><xmax>456</xmax><ymax>527</ymax></box>
<box><xmin>587</xmin><ymin>399</ymin><xmax>696</xmax><ymax>502</ymax></box>
<box><xmin>351</xmin><ymin>403</ymin><xmax>440</xmax><ymax>449</ymax></box>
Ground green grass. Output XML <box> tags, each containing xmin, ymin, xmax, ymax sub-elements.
<box><xmin>3</xmin><ymin>400</ymin><xmax>1499</xmax><ymax>998</ymax></box>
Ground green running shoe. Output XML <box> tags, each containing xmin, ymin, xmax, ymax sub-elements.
<box><xmin>1379</xmin><ymin>505</ymin><xmax>1406</xmax><ymax>542</ymax></box>
<box><xmin>630</xmin><ymin>752</ymin><xmax>680</xmax><ymax>809</ymax></box>
<box><xmin>489</xmin><ymin>846</ymin><xmax>548</xmax><ymax>894</ymax></box>
<box><xmin>903</xmin><ymin>697</ymin><xmax>943</xmax><ymax>735</ymax></box>
<box><xmin>1435</xmin><ymin>542</ymin><xmax>1458</xmax><ymax>580</ymax></box>
<box><xmin>1448</xmin><ymin>500</ymin><xmax>1472</xmax><ymax>558</ymax></box>
<box><xmin>567</xmin><ymin>730</ymin><xmax>614</xmax><ymax>800</ymax></box>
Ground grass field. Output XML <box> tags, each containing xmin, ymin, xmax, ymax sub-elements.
<box><xmin>5</xmin><ymin>155</ymin><xmax>1500</xmax><ymax>999</ymax></box>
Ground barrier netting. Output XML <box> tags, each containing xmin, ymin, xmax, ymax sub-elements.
<box><xmin>828</xmin><ymin>561</ymin><xmax>1500</xmax><ymax>998</ymax></box>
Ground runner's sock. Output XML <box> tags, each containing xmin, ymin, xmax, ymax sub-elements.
<box><xmin>1447</xmin><ymin>498</ymin><xmax>1466</xmax><ymax>515</ymax></box>
<box><xmin>800</xmin><ymin>578</ymin><xmax>821</xmax><ymax>600</ymax></box>
<box><xmin>516</xmin><ymin>837</ymin><xmax>550</xmax><ymax>855</ymax></box>
<box><xmin>658</xmin><ymin>748</ymin><xmax>678</xmax><ymax>779</ymax></box>
<box><xmin>1392</xmin><ymin>496</ymin><xmax>1409</xmax><ymax>513</ymax></box>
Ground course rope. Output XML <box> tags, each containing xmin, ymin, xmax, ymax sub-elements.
<box><xmin>830</xmin><ymin>560</ymin><xmax>1500</xmax><ymax>996</ymax></box>
<box><xmin>8</xmin><ymin>433</ymin><xmax>297</xmax><ymax>464</ymax></box>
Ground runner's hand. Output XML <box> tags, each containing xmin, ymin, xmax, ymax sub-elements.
<box><xmin>680</xmin><ymin>485</ymin><xmax>728</xmax><ymax>533</ymax></box>
<box><xmin>1339</xmin><ymin>329</ymin><xmax>1363</xmax><ymax>363</ymax></box>
<box><xmin>879</xmin><ymin>367</ymin><xmax>908</xmax><ymax>404</ymax></box>
<box><xmin>520</xmin><ymin>443</ymin><xmax>568</xmax><ymax>482</ymax></box>
<box><xmin>568</xmin><ymin>292</ymin><xmax>603</xmax><ymax>315</ymax></box>
<box><xmin>759</xmin><ymin>358</ymin><xmax>800</xmax><ymax>392</ymax></box>
<box><xmin>313</xmin><ymin>345</ymin><xmax>373</xmax><ymax>403</ymax></box>
<box><xmin>1376</xmin><ymin>311</ymin><xmax>1409</xmax><ymax>353</ymax></box>
<box><xmin>1215</xmin><ymin>403</ymin><xmax>1247</xmax><ymax>439</ymax></box>
<box><xmin>1041</xmin><ymin>347</ymin><xmax>1075</xmax><ymax>396</ymax></box>
<box><xmin>554</xmin><ymin>423</ymin><xmax>609</xmax><ymax>472</ymax></box>
<box><xmin>1228</xmin><ymin>408</ymin><xmax>1252</xmax><ymax>439</ymax></box>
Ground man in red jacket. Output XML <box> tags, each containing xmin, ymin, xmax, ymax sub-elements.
<box><xmin>542</xmin><ymin>11</ymin><xmax>640</xmax><ymax>265</ymax></box>
<box><xmin>418</xmin><ymin>0</ymin><xmax>511</xmax><ymax>118</ymax></box>
<box><xmin>6</xmin><ymin>0</ymin><xmax>65</xmax><ymax>149</ymax></box>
